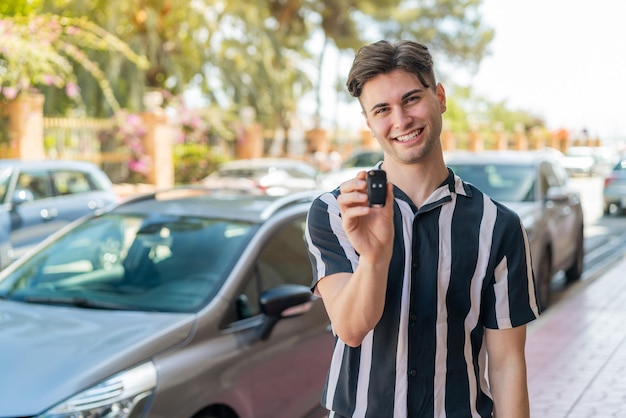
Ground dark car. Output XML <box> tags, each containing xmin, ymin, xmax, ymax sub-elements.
<box><xmin>445</xmin><ymin>150</ymin><xmax>585</xmax><ymax>309</ymax></box>
<box><xmin>603</xmin><ymin>157</ymin><xmax>626</xmax><ymax>215</ymax></box>
<box><xmin>0</xmin><ymin>159</ymin><xmax>118</xmax><ymax>267</ymax></box>
<box><xmin>0</xmin><ymin>188</ymin><xmax>332</xmax><ymax>418</ymax></box>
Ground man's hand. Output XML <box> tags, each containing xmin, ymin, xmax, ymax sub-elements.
<box><xmin>337</xmin><ymin>170</ymin><xmax>395</xmax><ymax>261</ymax></box>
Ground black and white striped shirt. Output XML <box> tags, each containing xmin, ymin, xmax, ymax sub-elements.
<box><xmin>305</xmin><ymin>169</ymin><xmax>540</xmax><ymax>418</ymax></box>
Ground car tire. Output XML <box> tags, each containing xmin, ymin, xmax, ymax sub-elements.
<box><xmin>565</xmin><ymin>223</ymin><xmax>584</xmax><ymax>283</ymax></box>
<box><xmin>537</xmin><ymin>248</ymin><xmax>552</xmax><ymax>311</ymax></box>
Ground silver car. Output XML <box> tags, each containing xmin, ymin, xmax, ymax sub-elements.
<box><xmin>202</xmin><ymin>158</ymin><xmax>321</xmax><ymax>196</ymax></box>
<box><xmin>0</xmin><ymin>159</ymin><xmax>118</xmax><ymax>267</ymax></box>
<box><xmin>603</xmin><ymin>157</ymin><xmax>626</xmax><ymax>215</ymax></box>
<box><xmin>445</xmin><ymin>150</ymin><xmax>585</xmax><ymax>310</ymax></box>
<box><xmin>0</xmin><ymin>189</ymin><xmax>332</xmax><ymax>418</ymax></box>
<box><xmin>318</xmin><ymin>150</ymin><xmax>384</xmax><ymax>191</ymax></box>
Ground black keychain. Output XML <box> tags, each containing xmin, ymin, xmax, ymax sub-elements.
<box><xmin>366</xmin><ymin>169</ymin><xmax>387</xmax><ymax>207</ymax></box>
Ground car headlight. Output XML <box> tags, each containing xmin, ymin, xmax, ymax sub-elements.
<box><xmin>38</xmin><ymin>362</ymin><xmax>157</xmax><ymax>418</ymax></box>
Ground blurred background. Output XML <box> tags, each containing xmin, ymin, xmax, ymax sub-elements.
<box><xmin>1</xmin><ymin>0</ymin><xmax>624</xmax><ymax>191</ymax></box>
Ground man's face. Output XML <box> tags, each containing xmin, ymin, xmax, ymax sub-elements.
<box><xmin>359</xmin><ymin>69</ymin><xmax>446</xmax><ymax>165</ymax></box>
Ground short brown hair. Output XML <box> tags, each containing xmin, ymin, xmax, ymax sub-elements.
<box><xmin>346</xmin><ymin>40</ymin><xmax>437</xmax><ymax>98</ymax></box>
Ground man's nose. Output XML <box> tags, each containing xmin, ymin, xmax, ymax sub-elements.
<box><xmin>393</xmin><ymin>107</ymin><xmax>412</xmax><ymax>130</ymax></box>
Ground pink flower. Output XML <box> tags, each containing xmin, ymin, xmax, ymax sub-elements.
<box><xmin>2</xmin><ymin>86</ymin><xmax>18</xmax><ymax>100</ymax></box>
<box><xmin>65</xmin><ymin>82</ymin><xmax>80</xmax><ymax>98</ymax></box>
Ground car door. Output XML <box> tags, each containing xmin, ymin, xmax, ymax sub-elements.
<box><xmin>541</xmin><ymin>161</ymin><xmax>579</xmax><ymax>268</ymax></box>
<box><xmin>46</xmin><ymin>168</ymin><xmax>115</xmax><ymax>222</ymax></box>
<box><xmin>9</xmin><ymin>169</ymin><xmax>61</xmax><ymax>258</ymax></box>
<box><xmin>233</xmin><ymin>215</ymin><xmax>333</xmax><ymax>418</ymax></box>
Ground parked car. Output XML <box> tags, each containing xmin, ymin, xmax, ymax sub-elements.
<box><xmin>445</xmin><ymin>150</ymin><xmax>585</xmax><ymax>310</ymax></box>
<box><xmin>318</xmin><ymin>149</ymin><xmax>384</xmax><ymax>190</ymax></box>
<box><xmin>0</xmin><ymin>188</ymin><xmax>332</xmax><ymax>418</ymax></box>
<box><xmin>603</xmin><ymin>157</ymin><xmax>626</xmax><ymax>215</ymax></box>
<box><xmin>0</xmin><ymin>159</ymin><xmax>118</xmax><ymax>267</ymax></box>
<box><xmin>202</xmin><ymin>158</ymin><xmax>321</xmax><ymax>196</ymax></box>
<box><xmin>560</xmin><ymin>146</ymin><xmax>596</xmax><ymax>177</ymax></box>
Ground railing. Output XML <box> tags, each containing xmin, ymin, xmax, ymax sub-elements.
<box><xmin>43</xmin><ymin>117</ymin><xmax>129</xmax><ymax>183</ymax></box>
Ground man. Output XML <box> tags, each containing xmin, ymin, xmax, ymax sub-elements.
<box><xmin>305</xmin><ymin>40</ymin><xmax>540</xmax><ymax>417</ymax></box>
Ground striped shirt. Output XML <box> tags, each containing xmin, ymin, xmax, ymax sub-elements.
<box><xmin>305</xmin><ymin>168</ymin><xmax>540</xmax><ymax>418</ymax></box>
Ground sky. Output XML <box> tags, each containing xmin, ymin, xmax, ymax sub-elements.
<box><xmin>307</xmin><ymin>0</ymin><xmax>626</xmax><ymax>145</ymax></box>
<box><xmin>468</xmin><ymin>0</ymin><xmax>626</xmax><ymax>143</ymax></box>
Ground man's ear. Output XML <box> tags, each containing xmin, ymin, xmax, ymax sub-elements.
<box><xmin>436</xmin><ymin>83</ymin><xmax>447</xmax><ymax>114</ymax></box>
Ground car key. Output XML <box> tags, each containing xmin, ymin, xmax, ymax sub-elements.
<box><xmin>366</xmin><ymin>169</ymin><xmax>387</xmax><ymax>207</ymax></box>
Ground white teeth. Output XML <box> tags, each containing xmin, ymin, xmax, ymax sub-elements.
<box><xmin>396</xmin><ymin>129</ymin><xmax>422</xmax><ymax>142</ymax></box>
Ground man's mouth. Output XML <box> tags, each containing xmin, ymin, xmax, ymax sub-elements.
<box><xmin>396</xmin><ymin>128</ymin><xmax>423</xmax><ymax>142</ymax></box>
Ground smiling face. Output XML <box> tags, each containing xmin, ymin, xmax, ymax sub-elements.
<box><xmin>360</xmin><ymin>69</ymin><xmax>447</xmax><ymax>166</ymax></box>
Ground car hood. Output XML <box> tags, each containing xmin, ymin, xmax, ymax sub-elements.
<box><xmin>0</xmin><ymin>300</ymin><xmax>196</xmax><ymax>416</ymax></box>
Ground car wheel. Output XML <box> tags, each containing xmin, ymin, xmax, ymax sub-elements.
<box><xmin>536</xmin><ymin>248</ymin><xmax>552</xmax><ymax>311</ymax></box>
<box><xmin>565</xmin><ymin>224</ymin><xmax>584</xmax><ymax>282</ymax></box>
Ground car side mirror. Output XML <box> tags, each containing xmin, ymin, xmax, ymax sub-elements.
<box><xmin>257</xmin><ymin>284</ymin><xmax>313</xmax><ymax>340</ymax></box>
<box><xmin>545</xmin><ymin>186</ymin><xmax>569</xmax><ymax>204</ymax></box>
<box><xmin>11</xmin><ymin>189</ymin><xmax>35</xmax><ymax>206</ymax></box>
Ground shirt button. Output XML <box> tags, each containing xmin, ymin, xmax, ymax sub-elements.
<box><xmin>412</xmin><ymin>260</ymin><xmax>419</xmax><ymax>269</ymax></box>
<box><xmin>410</xmin><ymin>314</ymin><xmax>417</xmax><ymax>321</ymax></box>
<box><xmin>409</xmin><ymin>369</ymin><xmax>417</xmax><ymax>377</ymax></box>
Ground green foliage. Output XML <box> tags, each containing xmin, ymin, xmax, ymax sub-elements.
<box><xmin>0</xmin><ymin>14</ymin><xmax>148</xmax><ymax>114</ymax></box>
<box><xmin>0</xmin><ymin>0</ymin><xmax>43</xmax><ymax>16</ymax></box>
<box><xmin>445</xmin><ymin>84</ymin><xmax>545</xmax><ymax>134</ymax></box>
<box><xmin>173</xmin><ymin>143</ymin><xmax>229</xmax><ymax>184</ymax></box>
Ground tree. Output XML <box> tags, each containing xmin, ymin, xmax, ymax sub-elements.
<box><xmin>0</xmin><ymin>14</ymin><xmax>148</xmax><ymax>114</ymax></box>
<box><xmin>38</xmin><ymin>0</ymin><xmax>211</xmax><ymax>116</ymax></box>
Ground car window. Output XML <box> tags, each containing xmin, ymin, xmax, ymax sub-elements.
<box><xmin>0</xmin><ymin>214</ymin><xmax>253</xmax><ymax>313</ymax></box>
<box><xmin>286</xmin><ymin>166</ymin><xmax>316</xmax><ymax>179</ymax></box>
<box><xmin>613</xmin><ymin>159</ymin><xmax>626</xmax><ymax>171</ymax></box>
<box><xmin>342</xmin><ymin>152</ymin><xmax>383</xmax><ymax>168</ymax></box>
<box><xmin>237</xmin><ymin>218</ymin><xmax>312</xmax><ymax>320</ymax></box>
<box><xmin>17</xmin><ymin>170</ymin><xmax>53</xmax><ymax>200</ymax></box>
<box><xmin>0</xmin><ymin>167</ymin><xmax>12</xmax><ymax>203</ymax></box>
<box><xmin>449</xmin><ymin>163</ymin><xmax>535</xmax><ymax>202</ymax></box>
<box><xmin>52</xmin><ymin>170</ymin><xmax>97</xmax><ymax>195</ymax></box>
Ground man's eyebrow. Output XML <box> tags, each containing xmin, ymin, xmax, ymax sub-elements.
<box><xmin>401</xmin><ymin>89</ymin><xmax>422</xmax><ymax>101</ymax></box>
<box><xmin>369</xmin><ymin>102</ymin><xmax>389</xmax><ymax>113</ymax></box>
<box><xmin>368</xmin><ymin>89</ymin><xmax>423</xmax><ymax>113</ymax></box>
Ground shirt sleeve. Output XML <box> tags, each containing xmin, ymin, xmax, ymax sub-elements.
<box><xmin>481</xmin><ymin>207</ymin><xmax>541</xmax><ymax>329</ymax></box>
<box><xmin>305</xmin><ymin>192</ymin><xmax>358</xmax><ymax>293</ymax></box>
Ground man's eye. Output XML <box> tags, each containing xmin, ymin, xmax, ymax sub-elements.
<box><xmin>373</xmin><ymin>108</ymin><xmax>389</xmax><ymax>116</ymax></box>
<box><xmin>405</xmin><ymin>96</ymin><xmax>420</xmax><ymax>104</ymax></box>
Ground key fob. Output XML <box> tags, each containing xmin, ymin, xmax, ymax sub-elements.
<box><xmin>366</xmin><ymin>169</ymin><xmax>387</xmax><ymax>207</ymax></box>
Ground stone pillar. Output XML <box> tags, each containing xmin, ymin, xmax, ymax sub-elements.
<box><xmin>512</xmin><ymin>123</ymin><xmax>528</xmax><ymax>151</ymax></box>
<box><xmin>305</xmin><ymin>128</ymin><xmax>329</xmax><ymax>154</ymax></box>
<box><xmin>468</xmin><ymin>130</ymin><xmax>483</xmax><ymax>152</ymax></box>
<box><xmin>141</xmin><ymin>111</ymin><xmax>175</xmax><ymax>189</ymax></box>
<box><xmin>235</xmin><ymin>123</ymin><xmax>264</xmax><ymax>159</ymax></box>
<box><xmin>0</xmin><ymin>93</ymin><xmax>46</xmax><ymax>160</ymax></box>
<box><xmin>493</xmin><ymin>122</ymin><xmax>507</xmax><ymax>151</ymax></box>
<box><xmin>235</xmin><ymin>107</ymin><xmax>263</xmax><ymax>159</ymax></box>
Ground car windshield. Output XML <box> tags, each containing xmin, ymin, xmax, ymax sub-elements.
<box><xmin>341</xmin><ymin>152</ymin><xmax>384</xmax><ymax>169</ymax></box>
<box><xmin>0</xmin><ymin>213</ymin><xmax>253</xmax><ymax>312</ymax></box>
<box><xmin>448</xmin><ymin>163</ymin><xmax>536</xmax><ymax>202</ymax></box>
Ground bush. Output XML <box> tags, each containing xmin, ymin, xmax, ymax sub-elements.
<box><xmin>174</xmin><ymin>143</ymin><xmax>229</xmax><ymax>185</ymax></box>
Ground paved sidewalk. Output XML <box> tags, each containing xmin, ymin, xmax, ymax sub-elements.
<box><xmin>526</xmin><ymin>254</ymin><xmax>626</xmax><ymax>417</ymax></box>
